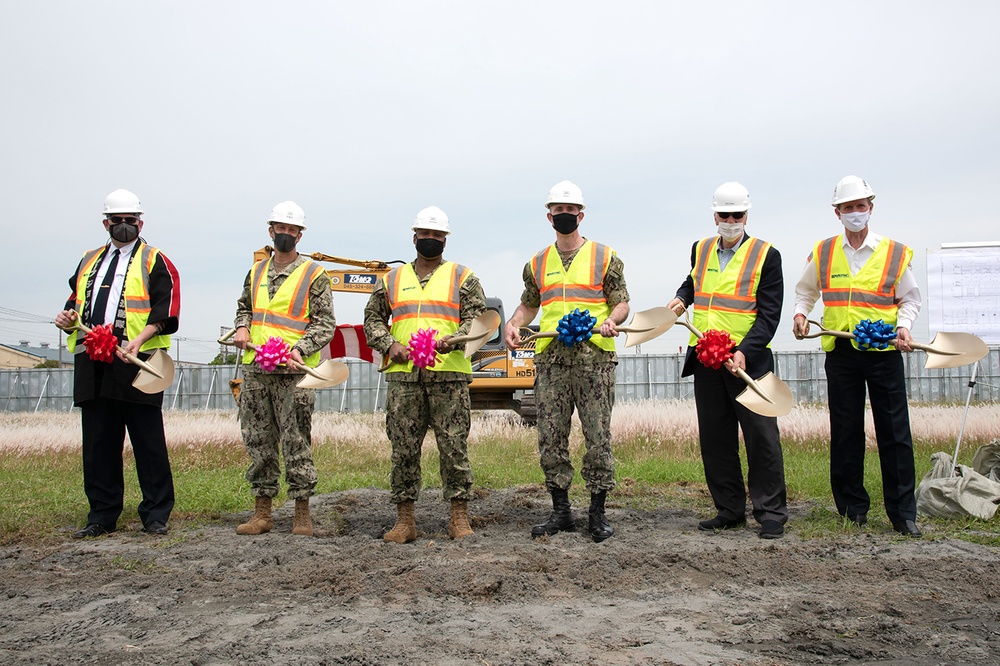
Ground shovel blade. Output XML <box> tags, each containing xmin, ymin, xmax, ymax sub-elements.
<box><xmin>131</xmin><ymin>349</ymin><xmax>176</xmax><ymax>395</ymax></box>
<box><xmin>461</xmin><ymin>310</ymin><xmax>502</xmax><ymax>357</ymax></box>
<box><xmin>296</xmin><ymin>360</ymin><xmax>350</xmax><ymax>389</ymax></box>
<box><xmin>622</xmin><ymin>307</ymin><xmax>679</xmax><ymax>348</ymax></box>
<box><xmin>921</xmin><ymin>332</ymin><xmax>989</xmax><ymax>369</ymax></box>
<box><xmin>736</xmin><ymin>372</ymin><xmax>794</xmax><ymax>417</ymax></box>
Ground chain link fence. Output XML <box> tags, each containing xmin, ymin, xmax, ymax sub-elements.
<box><xmin>3</xmin><ymin>350</ymin><xmax>998</xmax><ymax>413</ymax></box>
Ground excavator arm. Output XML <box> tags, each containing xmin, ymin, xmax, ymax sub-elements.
<box><xmin>253</xmin><ymin>246</ymin><xmax>405</xmax><ymax>293</ymax></box>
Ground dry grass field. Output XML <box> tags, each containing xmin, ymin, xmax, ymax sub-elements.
<box><xmin>1</xmin><ymin>401</ymin><xmax>997</xmax><ymax>455</ymax></box>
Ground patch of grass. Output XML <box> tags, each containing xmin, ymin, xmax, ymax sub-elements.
<box><xmin>1</xmin><ymin>409</ymin><xmax>998</xmax><ymax>546</ymax></box>
<box><xmin>107</xmin><ymin>555</ymin><xmax>165</xmax><ymax>574</ymax></box>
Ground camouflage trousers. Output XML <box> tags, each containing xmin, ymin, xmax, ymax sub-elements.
<box><xmin>534</xmin><ymin>361</ymin><xmax>616</xmax><ymax>493</ymax></box>
<box><xmin>239</xmin><ymin>371</ymin><xmax>317</xmax><ymax>499</ymax></box>
<box><xmin>385</xmin><ymin>379</ymin><xmax>473</xmax><ymax>503</ymax></box>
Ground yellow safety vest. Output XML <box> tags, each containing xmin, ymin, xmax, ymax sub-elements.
<box><xmin>531</xmin><ymin>241</ymin><xmax>615</xmax><ymax>355</ymax></box>
<box><xmin>814</xmin><ymin>235</ymin><xmax>912</xmax><ymax>352</ymax></box>
<box><xmin>243</xmin><ymin>258</ymin><xmax>327</xmax><ymax>368</ymax></box>
<box><xmin>67</xmin><ymin>244</ymin><xmax>171</xmax><ymax>353</ymax></box>
<box><xmin>689</xmin><ymin>236</ymin><xmax>771</xmax><ymax>347</ymax></box>
<box><xmin>384</xmin><ymin>262</ymin><xmax>473</xmax><ymax>374</ymax></box>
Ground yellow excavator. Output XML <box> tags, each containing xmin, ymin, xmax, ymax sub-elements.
<box><xmin>233</xmin><ymin>247</ymin><xmax>538</xmax><ymax>424</ymax></box>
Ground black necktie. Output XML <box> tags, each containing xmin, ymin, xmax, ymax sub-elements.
<box><xmin>90</xmin><ymin>249</ymin><xmax>120</xmax><ymax>326</ymax></box>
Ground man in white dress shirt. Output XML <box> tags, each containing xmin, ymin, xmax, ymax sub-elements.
<box><xmin>791</xmin><ymin>176</ymin><xmax>922</xmax><ymax>537</ymax></box>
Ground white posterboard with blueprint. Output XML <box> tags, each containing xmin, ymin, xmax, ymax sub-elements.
<box><xmin>926</xmin><ymin>242</ymin><xmax>1000</xmax><ymax>344</ymax></box>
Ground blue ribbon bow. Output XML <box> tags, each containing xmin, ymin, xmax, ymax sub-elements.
<box><xmin>556</xmin><ymin>308</ymin><xmax>597</xmax><ymax>347</ymax></box>
<box><xmin>853</xmin><ymin>318</ymin><xmax>897</xmax><ymax>351</ymax></box>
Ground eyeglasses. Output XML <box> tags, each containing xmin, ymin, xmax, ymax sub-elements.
<box><xmin>108</xmin><ymin>215</ymin><xmax>140</xmax><ymax>225</ymax></box>
<box><xmin>717</xmin><ymin>211</ymin><xmax>745</xmax><ymax>220</ymax></box>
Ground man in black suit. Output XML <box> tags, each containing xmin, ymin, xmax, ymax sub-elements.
<box><xmin>55</xmin><ymin>189</ymin><xmax>180</xmax><ymax>538</ymax></box>
<box><xmin>668</xmin><ymin>182</ymin><xmax>787</xmax><ymax>539</ymax></box>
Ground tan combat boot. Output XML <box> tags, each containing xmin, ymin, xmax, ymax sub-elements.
<box><xmin>291</xmin><ymin>498</ymin><xmax>313</xmax><ymax>536</ymax></box>
<box><xmin>448</xmin><ymin>499</ymin><xmax>474</xmax><ymax>539</ymax></box>
<box><xmin>236</xmin><ymin>496</ymin><xmax>274</xmax><ymax>535</ymax></box>
<box><xmin>383</xmin><ymin>500</ymin><xmax>417</xmax><ymax>544</ymax></box>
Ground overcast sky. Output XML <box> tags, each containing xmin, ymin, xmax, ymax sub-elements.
<box><xmin>2</xmin><ymin>2</ymin><xmax>998</xmax><ymax>362</ymax></box>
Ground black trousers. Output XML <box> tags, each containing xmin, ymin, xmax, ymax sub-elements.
<box><xmin>80</xmin><ymin>398</ymin><xmax>175</xmax><ymax>529</ymax></box>
<box><xmin>692</xmin><ymin>363</ymin><xmax>787</xmax><ymax>525</ymax></box>
<box><xmin>825</xmin><ymin>339</ymin><xmax>917</xmax><ymax>524</ymax></box>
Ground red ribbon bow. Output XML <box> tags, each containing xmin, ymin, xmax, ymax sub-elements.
<box><xmin>696</xmin><ymin>329</ymin><xmax>734</xmax><ymax>370</ymax></box>
<box><xmin>83</xmin><ymin>324</ymin><xmax>118</xmax><ymax>363</ymax></box>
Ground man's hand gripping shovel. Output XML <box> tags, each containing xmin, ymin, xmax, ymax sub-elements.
<box><xmin>218</xmin><ymin>329</ymin><xmax>349</xmax><ymax>389</ymax></box>
<box><xmin>59</xmin><ymin>312</ymin><xmax>175</xmax><ymax>394</ymax></box>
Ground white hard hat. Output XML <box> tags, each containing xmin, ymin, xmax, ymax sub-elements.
<box><xmin>711</xmin><ymin>182</ymin><xmax>752</xmax><ymax>212</ymax></box>
<box><xmin>103</xmin><ymin>189</ymin><xmax>143</xmax><ymax>215</ymax></box>
<box><xmin>412</xmin><ymin>205</ymin><xmax>450</xmax><ymax>235</ymax></box>
<box><xmin>831</xmin><ymin>175</ymin><xmax>876</xmax><ymax>206</ymax></box>
<box><xmin>545</xmin><ymin>180</ymin><xmax>585</xmax><ymax>210</ymax></box>
<box><xmin>267</xmin><ymin>201</ymin><xmax>306</xmax><ymax>230</ymax></box>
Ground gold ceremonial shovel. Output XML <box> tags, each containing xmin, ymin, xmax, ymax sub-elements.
<box><xmin>218</xmin><ymin>330</ymin><xmax>349</xmax><ymax>389</ymax></box>
<box><xmin>796</xmin><ymin>320</ymin><xmax>988</xmax><ymax>370</ymax></box>
<box><xmin>377</xmin><ymin>309</ymin><xmax>504</xmax><ymax>372</ymax></box>
<box><xmin>64</xmin><ymin>316</ymin><xmax>175</xmax><ymax>394</ymax></box>
<box><xmin>518</xmin><ymin>306</ymin><xmax>678</xmax><ymax>348</ymax></box>
<box><xmin>675</xmin><ymin>310</ymin><xmax>794</xmax><ymax>418</ymax></box>
<box><xmin>443</xmin><ymin>310</ymin><xmax>502</xmax><ymax>358</ymax></box>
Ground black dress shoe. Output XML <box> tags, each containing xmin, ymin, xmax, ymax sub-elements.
<box><xmin>142</xmin><ymin>521</ymin><xmax>168</xmax><ymax>536</ymax></box>
<box><xmin>73</xmin><ymin>524</ymin><xmax>113</xmax><ymax>539</ymax></box>
<box><xmin>846</xmin><ymin>513</ymin><xmax>867</xmax><ymax>527</ymax></box>
<box><xmin>892</xmin><ymin>520</ymin><xmax>922</xmax><ymax>538</ymax></box>
<box><xmin>759</xmin><ymin>520</ymin><xmax>784</xmax><ymax>539</ymax></box>
<box><xmin>698</xmin><ymin>515</ymin><xmax>746</xmax><ymax>531</ymax></box>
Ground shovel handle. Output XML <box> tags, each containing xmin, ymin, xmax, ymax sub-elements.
<box><xmin>517</xmin><ymin>323</ymin><xmax>656</xmax><ymax>344</ymax></box>
<box><xmin>906</xmin><ymin>341</ymin><xmax>962</xmax><ymax>357</ymax></box>
<box><xmin>64</xmin><ymin>315</ymin><xmax>164</xmax><ymax>379</ymax></box>
<box><xmin>799</xmin><ymin>320</ymin><xmax>962</xmax><ymax>356</ymax></box>
<box><xmin>219</xmin><ymin>337</ymin><xmax>314</xmax><ymax>372</ymax></box>
<box><xmin>795</xmin><ymin>319</ymin><xmax>854</xmax><ymax>340</ymax></box>
<box><xmin>676</xmin><ymin>310</ymin><xmax>702</xmax><ymax>340</ymax></box>
<box><xmin>679</xmin><ymin>308</ymin><xmax>774</xmax><ymax>404</ymax></box>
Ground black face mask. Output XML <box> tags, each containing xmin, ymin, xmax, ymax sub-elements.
<box><xmin>415</xmin><ymin>238</ymin><xmax>445</xmax><ymax>259</ymax></box>
<box><xmin>273</xmin><ymin>233</ymin><xmax>297</xmax><ymax>253</ymax></box>
<box><xmin>551</xmin><ymin>212</ymin><xmax>579</xmax><ymax>234</ymax></box>
<box><xmin>109</xmin><ymin>222</ymin><xmax>139</xmax><ymax>243</ymax></box>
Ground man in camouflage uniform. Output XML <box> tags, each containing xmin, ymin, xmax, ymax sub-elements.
<box><xmin>232</xmin><ymin>201</ymin><xmax>335</xmax><ymax>537</ymax></box>
<box><xmin>364</xmin><ymin>206</ymin><xmax>486</xmax><ymax>543</ymax></box>
<box><xmin>503</xmin><ymin>181</ymin><xmax>630</xmax><ymax>543</ymax></box>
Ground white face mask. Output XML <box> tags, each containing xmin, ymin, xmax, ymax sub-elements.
<box><xmin>840</xmin><ymin>211</ymin><xmax>870</xmax><ymax>232</ymax></box>
<box><xmin>717</xmin><ymin>221</ymin><xmax>744</xmax><ymax>243</ymax></box>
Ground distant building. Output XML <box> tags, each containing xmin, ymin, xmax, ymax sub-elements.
<box><xmin>0</xmin><ymin>341</ymin><xmax>73</xmax><ymax>369</ymax></box>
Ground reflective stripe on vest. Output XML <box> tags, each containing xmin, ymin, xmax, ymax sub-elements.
<box><xmin>689</xmin><ymin>236</ymin><xmax>770</xmax><ymax>346</ymax></box>
<box><xmin>384</xmin><ymin>262</ymin><xmax>473</xmax><ymax>374</ymax></box>
<box><xmin>814</xmin><ymin>235</ymin><xmax>912</xmax><ymax>352</ymax></box>
<box><xmin>67</xmin><ymin>244</ymin><xmax>170</xmax><ymax>353</ymax></box>
<box><xmin>244</xmin><ymin>258</ymin><xmax>326</xmax><ymax>368</ymax></box>
<box><xmin>531</xmin><ymin>241</ymin><xmax>615</xmax><ymax>354</ymax></box>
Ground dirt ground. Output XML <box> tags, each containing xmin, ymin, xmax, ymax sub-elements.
<box><xmin>1</xmin><ymin>487</ymin><xmax>998</xmax><ymax>666</ymax></box>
